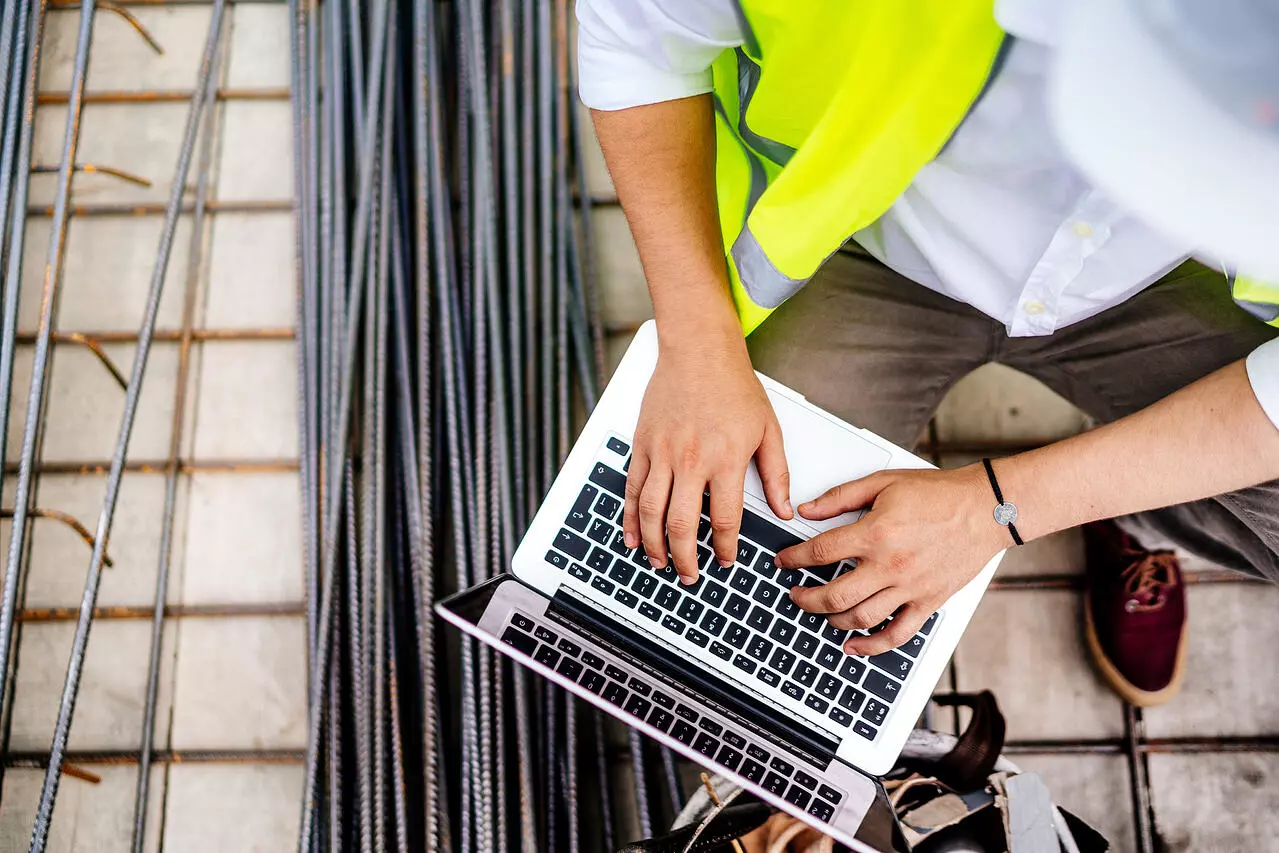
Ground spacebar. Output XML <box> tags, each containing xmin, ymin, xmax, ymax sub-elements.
<box><xmin>738</xmin><ymin>507</ymin><xmax>804</xmax><ymax>553</ymax></box>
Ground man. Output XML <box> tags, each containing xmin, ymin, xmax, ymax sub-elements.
<box><xmin>577</xmin><ymin>0</ymin><xmax>1279</xmax><ymax>708</ymax></box>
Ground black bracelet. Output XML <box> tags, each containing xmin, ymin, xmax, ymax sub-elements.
<box><xmin>981</xmin><ymin>458</ymin><xmax>1023</xmax><ymax>546</ymax></box>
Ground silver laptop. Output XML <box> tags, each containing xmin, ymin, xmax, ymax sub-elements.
<box><xmin>436</xmin><ymin>321</ymin><xmax>1004</xmax><ymax>850</ymax></box>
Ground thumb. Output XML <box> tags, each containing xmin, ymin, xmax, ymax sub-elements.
<box><xmin>799</xmin><ymin>472</ymin><xmax>891</xmax><ymax>520</ymax></box>
<box><xmin>756</xmin><ymin>417</ymin><xmax>792</xmax><ymax>520</ymax></box>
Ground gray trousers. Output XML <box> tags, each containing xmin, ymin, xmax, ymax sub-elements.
<box><xmin>745</xmin><ymin>248</ymin><xmax>1279</xmax><ymax>583</ymax></box>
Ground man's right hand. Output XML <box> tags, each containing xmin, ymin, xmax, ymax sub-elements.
<box><xmin>623</xmin><ymin>329</ymin><xmax>793</xmax><ymax>585</ymax></box>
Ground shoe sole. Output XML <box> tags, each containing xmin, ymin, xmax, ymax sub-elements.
<box><xmin>1083</xmin><ymin>594</ymin><xmax>1188</xmax><ymax>708</ymax></box>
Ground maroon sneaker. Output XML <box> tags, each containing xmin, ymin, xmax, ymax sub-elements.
<box><xmin>1082</xmin><ymin>520</ymin><xmax>1188</xmax><ymax>707</ymax></box>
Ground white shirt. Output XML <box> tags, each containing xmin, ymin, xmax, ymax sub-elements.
<box><xmin>576</xmin><ymin>0</ymin><xmax>1279</xmax><ymax>428</ymax></box>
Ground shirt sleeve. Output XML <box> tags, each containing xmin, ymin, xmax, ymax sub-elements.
<box><xmin>1246</xmin><ymin>337</ymin><xmax>1279</xmax><ymax>431</ymax></box>
<box><xmin>575</xmin><ymin>0</ymin><xmax>745</xmax><ymax>111</ymax></box>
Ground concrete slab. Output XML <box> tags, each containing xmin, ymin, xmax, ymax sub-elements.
<box><xmin>225</xmin><ymin>3</ymin><xmax>291</xmax><ymax>89</ymax></box>
<box><xmin>1008</xmin><ymin>754</ymin><xmax>1135</xmax><ymax>853</ymax></box>
<box><xmin>995</xmin><ymin>528</ymin><xmax>1086</xmax><ymax>578</ymax></box>
<box><xmin>203</xmin><ymin>212</ymin><xmax>296</xmax><ymax>330</ymax></box>
<box><xmin>169</xmin><ymin>616</ymin><xmax>306</xmax><ymax>750</ymax></box>
<box><xmin>577</xmin><ymin>102</ymin><xmax>613</xmax><ymax>197</ymax></box>
<box><xmin>190</xmin><ymin>340</ymin><xmax>299</xmax><ymax>460</ymax></box>
<box><xmin>0</xmin><ymin>765</ymin><xmax>166</xmax><ymax>853</ymax></box>
<box><xmin>40</xmin><ymin>6</ymin><xmax>212</xmax><ymax>93</ymax></box>
<box><xmin>179</xmin><ymin>471</ymin><xmax>302</xmax><ymax>605</ymax></box>
<box><xmin>161</xmin><ymin>763</ymin><xmax>302</xmax><ymax>852</ymax></box>
<box><xmin>934</xmin><ymin>363</ymin><xmax>1092</xmax><ymax>446</ymax></box>
<box><xmin>8</xmin><ymin>620</ymin><xmax>177</xmax><ymax>751</ymax></box>
<box><xmin>1142</xmin><ymin>583</ymin><xmax>1279</xmax><ymax>739</ymax></box>
<box><xmin>953</xmin><ymin>589</ymin><xmax>1126</xmax><ymax>741</ymax></box>
<box><xmin>594</xmin><ymin>208</ymin><xmax>649</xmax><ymax>331</ymax></box>
<box><xmin>215</xmin><ymin>101</ymin><xmax>293</xmax><ymax>202</ymax></box>
<box><xmin>1148</xmin><ymin>753</ymin><xmax>1279</xmax><ymax>852</ymax></box>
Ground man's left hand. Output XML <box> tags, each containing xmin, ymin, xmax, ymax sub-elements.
<box><xmin>777</xmin><ymin>465</ymin><xmax>1008</xmax><ymax>656</ymax></box>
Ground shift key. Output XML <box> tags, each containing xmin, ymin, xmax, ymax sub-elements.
<box><xmin>589</xmin><ymin>463</ymin><xmax>627</xmax><ymax>497</ymax></box>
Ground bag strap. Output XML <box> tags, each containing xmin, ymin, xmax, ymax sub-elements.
<box><xmin>930</xmin><ymin>690</ymin><xmax>1006</xmax><ymax>791</ymax></box>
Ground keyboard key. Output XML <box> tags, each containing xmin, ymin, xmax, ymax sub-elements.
<box><xmin>568</xmin><ymin>563</ymin><xmax>591</xmax><ymax>582</ymax></box>
<box><xmin>821</xmin><ymin>624</ymin><xmax>848</xmax><ymax>645</ymax></box>
<box><xmin>752</xmin><ymin>582</ymin><xmax>780</xmax><ymax>607</ymax></box>
<box><xmin>737</xmin><ymin>540</ymin><xmax>758</xmax><ymax>566</ymax></box>
<box><xmin>706</xmin><ymin>561</ymin><xmax>733</xmax><ymax>582</ymax></box>
<box><xmin>626</xmin><ymin>678</ymin><xmax>651</xmax><ymax>697</ymax></box>
<box><xmin>754</xmin><ymin>553</ymin><xmax>777</xmax><ymax>578</ymax></box>
<box><xmin>638</xmin><ymin>603</ymin><xmax>661</xmax><ymax>622</ymax></box>
<box><xmin>746</xmin><ymin>743</ymin><xmax>770</xmax><ymax>762</ymax></box>
<box><xmin>587</xmin><ymin>547</ymin><xmax>612</xmax><ymax>572</ymax></box>
<box><xmin>587</xmin><ymin>518</ymin><xmax>613</xmax><ymax>545</ymax></box>
<box><xmin>594</xmin><ymin>493</ymin><xmax>622</xmax><ymax>520</ymax></box>
<box><xmin>631</xmin><ymin>572</ymin><xmax>658</xmax><ymax>599</ymax></box>
<box><xmin>853</xmin><ymin>720</ymin><xmax>878</xmax><ymax>741</ymax></box>
<box><xmin>557</xmin><ymin>638</ymin><xmax>581</xmax><ymax>657</ymax></box>
<box><xmin>741</xmin><ymin>758</ymin><xmax>767</xmax><ymax>783</ymax></box>
<box><xmin>719</xmin><ymin>729</ymin><xmax>746</xmax><ymax>750</ymax></box>
<box><xmin>686</xmin><ymin>628</ymin><xmax>710</xmax><ymax>648</ymax></box>
<box><xmin>864</xmin><ymin>670</ymin><xmax>902</xmax><ymax>703</ymax></box>
<box><xmin>863</xmin><ymin>699</ymin><xmax>889</xmax><ymax>726</ymax></box>
<box><xmin>545</xmin><ymin>550</ymin><xmax>569</xmax><ymax>572</ymax></box>
<box><xmin>614</xmin><ymin>589</ymin><xmax>639</xmax><ymax>608</ymax></box>
<box><xmin>809</xmin><ymin>563</ymin><xmax>841</xmax><ymax>583</ymax></box>
<box><xmin>697</xmin><ymin>719</ymin><xmax>724</xmax><ymax>738</ymax></box>
<box><xmin>652</xmin><ymin>691</ymin><xmax>675</xmax><ymax>709</ymax></box>
<box><xmin>775</xmin><ymin>593</ymin><xmax>801</xmax><ymax>620</ymax></box>
<box><xmin>746</xmin><ymin>636</ymin><xmax>771</xmax><ymax>662</ymax></box>
<box><xmin>921</xmin><ymin>613</ymin><xmax>939</xmax><ymax>635</ymax></box>
<box><xmin>839</xmin><ymin>686</ymin><xmax>866</xmax><ymax>713</ymax></box>
<box><xmin>785</xmin><ymin>785</ymin><xmax>812</xmax><ymax>809</ymax></box>
<box><xmin>725</xmin><ymin>594</ymin><xmax>751</xmax><ymax>620</ymax></box>
<box><xmin>770</xmin><ymin>756</ymin><xmax>794</xmax><ymax>776</ymax></box>
<box><xmin>693</xmin><ymin>733</ymin><xmax>719</xmax><ymax>758</ymax></box>
<box><xmin>671</xmin><ymin>721</ymin><xmax>697</xmax><ymax>745</ymax></box>
<box><xmin>807</xmin><ymin>799</ymin><xmax>835</xmax><ymax>823</ymax></box>
<box><xmin>815</xmin><ymin>645</ymin><xmax>843</xmax><ymax>672</ymax></box>
<box><xmin>501</xmin><ymin>627</ymin><xmax>537</xmax><ymax>656</ymax></box>
<box><xmin>798</xmin><ymin>612</ymin><xmax>824</xmax><ymax>633</ymax></box>
<box><xmin>758</xmin><ymin>669</ymin><xmax>780</xmax><ymax>687</ymax></box>
<box><xmin>804</xmin><ymin>694</ymin><xmax>829</xmax><ymax>714</ymax></box>
<box><xmin>556</xmin><ymin>658</ymin><xmax>583</xmax><ymax>681</ymax></box>
<box><xmin>647</xmin><ymin>707</ymin><xmax>675</xmax><ymax>733</ymax></box>
<box><xmin>623</xmin><ymin>455</ymin><xmax>632</xmax><ymax>471</ymax></box>
<box><xmin>677</xmin><ymin>597</ymin><xmax>705</xmax><ymax>623</ymax></box>
<box><xmin>769</xmin><ymin>648</ymin><xmax>797</xmax><ymax>675</ymax></box>
<box><xmin>609</xmin><ymin>559</ymin><xmax>636</xmax><ymax>585</ymax></box>
<box><xmin>603</xmin><ymin>683</ymin><xmax>628</xmax><ymax>708</ymax></box>
<box><xmin>655</xmin><ymin>586</ymin><xmax>680</xmax><ymax>611</ymax></box>
<box><xmin>590</xmin><ymin>575</ymin><xmax>616</xmax><ymax>595</ymax></box>
<box><xmin>589</xmin><ymin>463</ymin><xmax>626</xmax><ymax>497</ymax></box>
<box><xmin>746</xmin><ymin>606</ymin><xmax>774</xmax><ymax>633</ymax></box>
<box><xmin>567</xmin><ymin>485</ymin><xmax>598</xmax><ymax>531</ymax></box>
<box><xmin>769</xmin><ymin>620</ymin><xmax>797</xmax><ymax>645</ymax></box>
<box><xmin>581</xmin><ymin>651</ymin><xmax>604</xmax><ymax>669</ymax></box>
<box><xmin>555</xmin><ymin>529</ymin><xmax>591</xmax><ymax>560</ymax></box>
<box><xmin>698</xmin><ymin>581</ymin><xmax>727</xmax><ymax>608</ymax></box>
<box><xmin>534</xmin><ymin>626</ymin><xmax>557</xmax><ymax>644</ymax></box>
<box><xmin>738</xmin><ymin>508</ymin><xmax>803</xmax><ymax>554</ymax></box>
<box><xmin>793</xmin><ymin>662</ymin><xmax>819</xmax><ymax>687</ymax></box>
<box><xmin>676</xmin><ymin>704</ymin><xmax>699</xmax><ymax>723</ymax></box>
<box><xmin>870</xmin><ymin>650</ymin><xmax>914</xmax><ymax>681</ymax></box>
<box><xmin>632</xmin><ymin>547</ymin><xmax>651</xmax><ymax>569</ymax></box>
<box><xmin>716</xmin><ymin>745</ymin><xmax>743</xmax><ymax>771</ymax></box>
<box><xmin>816</xmin><ymin>674</ymin><xmax>841</xmax><ymax>700</ymax></box>
<box><xmin>776</xmin><ymin>568</ymin><xmax>804</xmax><ymax>589</ymax></box>
<box><xmin>829</xmin><ymin>707</ymin><xmax>853</xmax><ymax>727</ymax></box>
<box><xmin>606</xmin><ymin>436</ymin><xmax>630</xmax><ymax>456</ymax></box>
<box><xmin>661</xmin><ymin>615</ymin><xmax>686</xmax><ymax>635</ymax></box>
<box><xmin>730</xmin><ymin>568</ymin><xmax>756</xmax><ymax>595</ymax></box>
<box><xmin>763</xmin><ymin>773</ymin><xmax>788</xmax><ymax>795</ymax></box>
<box><xmin>511</xmin><ymin>614</ymin><xmax>535</xmax><ymax>632</ymax></box>
<box><xmin>697</xmin><ymin>517</ymin><xmax>713</xmax><ymax>542</ymax></box>
<box><xmin>700</xmin><ymin>611</ymin><xmax>728</xmax><ymax>637</ymax></box>
<box><xmin>725</xmin><ymin>623</ymin><xmax>750</xmax><ymax>649</ymax></box>
<box><xmin>899</xmin><ymin>634</ymin><xmax>926</xmax><ymax>658</ymax></box>
<box><xmin>605</xmin><ymin>664</ymin><xmax>627</xmax><ymax>681</ymax></box>
<box><xmin>608</xmin><ymin>529</ymin><xmax>631</xmax><ymax>557</ymax></box>
<box><xmin>710</xmin><ymin>641</ymin><xmax>733</xmax><ymax>661</ymax></box>
<box><xmin>839</xmin><ymin>657</ymin><xmax>866</xmax><ymax>684</ymax></box>
<box><xmin>781</xmin><ymin>681</ymin><xmax>804</xmax><ymax>702</ymax></box>
<box><xmin>580</xmin><ymin>671</ymin><xmax>607</xmax><ymax>694</ymax></box>
<box><xmin>818</xmin><ymin>784</ymin><xmax>843</xmax><ymax>804</ymax></box>
<box><xmin>792</xmin><ymin>631</ymin><xmax>820</xmax><ymax>659</ymax></box>
<box><xmin>733</xmin><ymin>654</ymin><xmax>757</xmax><ymax>674</ymax></box>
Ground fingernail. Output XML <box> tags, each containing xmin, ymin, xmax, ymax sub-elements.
<box><xmin>647</xmin><ymin>557</ymin><xmax>662</xmax><ymax>568</ymax></box>
<box><xmin>718</xmin><ymin>559</ymin><xmax>734</xmax><ymax>568</ymax></box>
<box><xmin>783</xmin><ymin>500</ymin><xmax>793</xmax><ymax>516</ymax></box>
<box><xmin>775</xmin><ymin>555</ymin><xmax>786</xmax><ymax>568</ymax></box>
<box><xmin>680</xmin><ymin>573</ymin><xmax>698</xmax><ymax>586</ymax></box>
<box><xmin>624</xmin><ymin>532</ymin><xmax>636</xmax><ymax>549</ymax></box>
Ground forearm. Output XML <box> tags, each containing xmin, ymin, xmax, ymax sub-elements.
<box><xmin>591</xmin><ymin>96</ymin><xmax>743</xmax><ymax>353</ymax></box>
<box><xmin>997</xmin><ymin>359</ymin><xmax>1279</xmax><ymax>540</ymax></box>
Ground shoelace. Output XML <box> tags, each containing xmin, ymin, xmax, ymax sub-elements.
<box><xmin>1120</xmin><ymin>549</ymin><xmax>1179</xmax><ymax>613</ymax></box>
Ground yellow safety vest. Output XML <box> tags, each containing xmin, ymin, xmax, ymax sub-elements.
<box><xmin>713</xmin><ymin>1</ymin><xmax>1279</xmax><ymax>333</ymax></box>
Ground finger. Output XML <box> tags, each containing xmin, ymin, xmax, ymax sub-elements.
<box><xmin>622</xmin><ymin>450</ymin><xmax>651</xmax><ymax>550</ymax></box>
<box><xmin>755</xmin><ymin>416</ymin><xmax>792</xmax><ymax>520</ymax></box>
<box><xmin>797</xmin><ymin>472</ymin><xmax>890</xmax><ymax>521</ymax></box>
<box><xmin>637</xmin><ymin>465</ymin><xmax>673</xmax><ymax>568</ymax></box>
<box><xmin>827</xmin><ymin>586</ymin><xmax>905</xmax><ymax>632</ymax></box>
<box><xmin>708</xmin><ymin>467</ymin><xmax>746</xmax><ymax>569</ymax></box>
<box><xmin>776</xmin><ymin>525</ymin><xmax>863</xmax><ymax>573</ymax></box>
<box><xmin>844</xmin><ymin>603</ymin><xmax>930</xmax><ymax>656</ymax></box>
<box><xmin>666</xmin><ymin>473</ymin><xmax>706</xmax><ymax>584</ymax></box>
<box><xmin>789</xmin><ymin>562</ymin><xmax>888</xmax><ymax>614</ymax></box>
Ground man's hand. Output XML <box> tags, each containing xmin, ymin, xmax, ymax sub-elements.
<box><xmin>624</xmin><ymin>333</ymin><xmax>793</xmax><ymax>585</ymax></box>
<box><xmin>777</xmin><ymin>465</ymin><xmax>1006</xmax><ymax>655</ymax></box>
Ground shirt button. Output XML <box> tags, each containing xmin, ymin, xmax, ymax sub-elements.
<box><xmin>1072</xmin><ymin>221</ymin><xmax>1093</xmax><ymax>238</ymax></box>
<box><xmin>1023</xmin><ymin>300</ymin><xmax>1046</xmax><ymax>316</ymax></box>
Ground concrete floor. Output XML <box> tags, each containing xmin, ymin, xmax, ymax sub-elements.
<box><xmin>1</xmin><ymin>2</ymin><xmax>1276</xmax><ymax>852</ymax></box>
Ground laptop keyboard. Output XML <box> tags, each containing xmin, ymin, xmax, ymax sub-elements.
<box><xmin>545</xmin><ymin>435</ymin><xmax>940</xmax><ymax>744</ymax></box>
<box><xmin>500</xmin><ymin>610</ymin><xmax>847</xmax><ymax>823</ymax></box>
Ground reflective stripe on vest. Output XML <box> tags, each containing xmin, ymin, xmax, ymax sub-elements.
<box><xmin>712</xmin><ymin>1</ymin><xmax>1005</xmax><ymax>334</ymax></box>
<box><xmin>1232</xmin><ymin>273</ymin><xmax>1279</xmax><ymax>327</ymax></box>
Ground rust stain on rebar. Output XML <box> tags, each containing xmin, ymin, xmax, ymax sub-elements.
<box><xmin>38</xmin><ymin>87</ymin><xmax>290</xmax><ymax>104</ymax></box>
<box><xmin>0</xmin><ymin>508</ymin><xmax>114</xmax><ymax>567</ymax></box>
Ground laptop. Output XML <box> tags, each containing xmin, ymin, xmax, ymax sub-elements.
<box><xmin>436</xmin><ymin>320</ymin><xmax>1003</xmax><ymax>851</ymax></box>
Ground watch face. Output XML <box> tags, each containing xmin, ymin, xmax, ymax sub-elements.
<box><xmin>993</xmin><ymin>502</ymin><xmax>1018</xmax><ymax>526</ymax></box>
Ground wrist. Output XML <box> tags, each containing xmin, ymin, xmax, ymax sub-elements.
<box><xmin>655</xmin><ymin>308</ymin><xmax>745</xmax><ymax>361</ymax></box>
